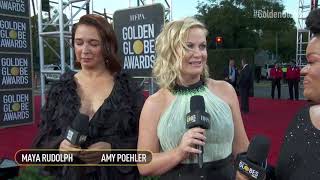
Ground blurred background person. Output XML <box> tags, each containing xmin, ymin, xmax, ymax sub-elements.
<box><xmin>32</xmin><ymin>14</ymin><xmax>144</xmax><ymax>179</ymax></box>
<box><xmin>270</xmin><ymin>63</ymin><xmax>283</xmax><ymax>99</ymax></box>
<box><xmin>276</xmin><ymin>8</ymin><xmax>320</xmax><ymax>180</ymax></box>
<box><xmin>224</xmin><ymin>57</ymin><xmax>238</xmax><ymax>90</ymax></box>
<box><xmin>137</xmin><ymin>17</ymin><xmax>249</xmax><ymax>180</ymax></box>
<box><xmin>255</xmin><ymin>65</ymin><xmax>262</xmax><ymax>83</ymax></box>
<box><xmin>286</xmin><ymin>61</ymin><xmax>301</xmax><ymax>100</ymax></box>
<box><xmin>238</xmin><ymin>59</ymin><xmax>253</xmax><ymax>114</ymax></box>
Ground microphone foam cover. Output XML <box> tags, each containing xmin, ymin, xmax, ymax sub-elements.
<box><xmin>190</xmin><ymin>95</ymin><xmax>205</xmax><ymax>112</ymax></box>
<box><xmin>72</xmin><ymin>113</ymin><xmax>89</xmax><ymax>135</ymax></box>
<box><xmin>247</xmin><ymin>135</ymin><xmax>270</xmax><ymax>165</ymax></box>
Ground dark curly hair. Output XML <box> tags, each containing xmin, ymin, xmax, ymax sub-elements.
<box><xmin>306</xmin><ymin>8</ymin><xmax>320</xmax><ymax>35</ymax></box>
<box><xmin>72</xmin><ymin>14</ymin><xmax>121</xmax><ymax>73</ymax></box>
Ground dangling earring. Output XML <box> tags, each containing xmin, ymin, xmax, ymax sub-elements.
<box><xmin>105</xmin><ymin>59</ymin><xmax>110</xmax><ymax>69</ymax></box>
<box><xmin>75</xmin><ymin>58</ymin><xmax>81</xmax><ymax>68</ymax></box>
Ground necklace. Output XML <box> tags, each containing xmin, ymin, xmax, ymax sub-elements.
<box><xmin>171</xmin><ymin>79</ymin><xmax>205</xmax><ymax>95</ymax></box>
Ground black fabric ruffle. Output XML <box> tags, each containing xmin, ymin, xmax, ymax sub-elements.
<box><xmin>89</xmin><ymin>72</ymin><xmax>143</xmax><ymax>144</ymax></box>
<box><xmin>33</xmin><ymin>71</ymin><xmax>80</xmax><ymax>149</ymax></box>
<box><xmin>32</xmin><ymin>71</ymin><xmax>144</xmax><ymax>180</ymax></box>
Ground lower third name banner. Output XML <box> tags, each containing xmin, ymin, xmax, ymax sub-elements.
<box><xmin>15</xmin><ymin>149</ymin><xmax>152</xmax><ymax>166</ymax></box>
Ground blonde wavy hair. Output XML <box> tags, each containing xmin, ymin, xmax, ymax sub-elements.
<box><xmin>153</xmin><ymin>17</ymin><xmax>209</xmax><ymax>90</ymax></box>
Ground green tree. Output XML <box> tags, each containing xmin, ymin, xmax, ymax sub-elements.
<box><xmin>196</xmin><ymin>0</ymin><xmax>296</xmax><ymax>62</ymax></box>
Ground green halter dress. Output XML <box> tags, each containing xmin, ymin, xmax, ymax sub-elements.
<box><xmin>158</xmin><ymin>80</ymin><xmax>235</xmax><ymax>179</ymax></box>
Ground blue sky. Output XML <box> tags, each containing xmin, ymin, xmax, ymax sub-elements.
<box><xmin>88</xmin><ymin>0</ymin><xmax>297</xmax><ymax>22</ymax></box>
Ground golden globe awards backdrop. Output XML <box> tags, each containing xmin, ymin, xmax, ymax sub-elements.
<box><xmin>0</xmin><ymin>54</ymin><xmax>32</xmax><ymax>89</ymax></box>
<box><xmin>0</xmin><ymin>15</ymin><xmax>30</xmax><ymax>53</ymax></box>
<box><xmin>0</xmin><ymin>0</ymin><xmax>34</xmax><ymax>128</ymax></box>
<box><xmin>0</xmin><ymin>90</ymin><xmax>32</xmax><ymax>126</ymax></box>
<box><xmin>113</xmin><ymin>4</ymin><xmax>164</xmax><ymax>77</ymax></box>
<box><xmin>0</xmin><ymin>0</ymin><xmax>29</xmax><ymax>17</ymax></box>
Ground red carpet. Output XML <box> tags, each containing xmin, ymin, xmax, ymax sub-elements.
<box><xmin>242</xmin><ymin>97</ymin><xmax>307</xmax><ymax>165</ymax></box>
<box><xmin>0</xmin><ymin>96</ymin><xmax>307</xmax><ymax>166</ymax></box>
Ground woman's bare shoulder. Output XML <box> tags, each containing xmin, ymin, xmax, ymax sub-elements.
<box><xmin>206</xmin><ymin>78</ymin><xmax>237</xmax><ymax>104</ymax></box>
<box><xmin>144</xmin><ymin>88</ymin><xmax>173</xmax><ymax>114</ymax></box>
<box><xmin>147</xmin><ymin>88</ymin><xmax>167</xmax><ymax>103</ymax></box>
<box><xmin>206</xmin><ymin>78</ymin><xmax>234</xmax><ymax>92</ymax></box>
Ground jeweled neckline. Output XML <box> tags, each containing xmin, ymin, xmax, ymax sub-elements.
<box><xmin>171</xmin><ymin>80</ymin><xmax>205</xmax><ymax>95</ymax></box>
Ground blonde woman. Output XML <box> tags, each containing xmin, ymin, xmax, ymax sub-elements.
<box><xmin>138</xmin><ymin>17</ymin><xmax>249</xmax><ymax>179</ymax></box>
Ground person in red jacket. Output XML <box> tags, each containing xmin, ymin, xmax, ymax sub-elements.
<box><xmin>270</xmin><ymin>63</ymin><xmax>283</xmax><ymax>99</ymax></box>
<box><xmin>286</xmin><ymin>62</ymin><xmax>301</xmax><ymax>100</ymax></box>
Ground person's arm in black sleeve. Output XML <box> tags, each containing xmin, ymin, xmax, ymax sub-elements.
<box><xmin>107</xmin><ymin>78</ymin><xmax>145</xmax><ymax>149</ymax></box>
<box><xmin>32</xmin><ymin>84</ymin><xmax>64</xmax><ymax>149</ymax></box>
<box><xmin>107</xmin><ymin>74</ymin><xmax>145</xmax><ymax>179</ymax></box>
<box><xmin>31</xmin><ymin>83</ymin><xmax>66</xmax><ymax>177</ymax></box>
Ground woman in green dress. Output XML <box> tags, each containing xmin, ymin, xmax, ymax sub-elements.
<box><xmin>137</xmin><ymin>17</ymin><xmax>249</xmax><ymax>179</ymax></box>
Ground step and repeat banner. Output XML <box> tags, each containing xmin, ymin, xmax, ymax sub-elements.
<box><xmin>113</xmin><ymin>3</ymin><xmax>164</xmax><ymax>77</ymax></box>
<box><xmin>0</xmin><ymin>0</ymin><xmax>33</xmax><ymax>128</ymax></box>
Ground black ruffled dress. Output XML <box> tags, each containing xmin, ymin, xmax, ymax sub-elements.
<box><xmin>32</xmin><ymin>71</ymin><xmax>145</xmax><ymax>180</ymax></box>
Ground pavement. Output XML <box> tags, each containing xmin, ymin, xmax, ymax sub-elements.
<box><xmin>32</xmin><ymin>79</ymin><xmax>306</xmax><ymax>100</ymax></box>
<box><xmin>253</xmin><ymin>80</ymin><xmax>305</xmax><ymax>100</ymax></box>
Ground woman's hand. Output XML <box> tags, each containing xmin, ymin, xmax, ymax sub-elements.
<box><xmin>236</xmin><ymin>171</ymin><xmax>250</xmax><ymax>180</ymax></box>
<box><xmin>176</xmin><ymin>127</ymin><xmax>206</xmax><ymax>160</ymax></box>
<box><xmin>59</xmin><ymin>139</ymin><xmax>81</xmax><ymax>156</ymax></box>
<box><xmin>78</xmin><ymin>141</ymin><xmax>111</xmax><ymax>164</ymax></box>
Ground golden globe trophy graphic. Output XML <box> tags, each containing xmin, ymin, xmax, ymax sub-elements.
<box><xmin>133</xmin><ymin>40</ymin><xmax>144</xmax><ymax>55</ymax></box>
<box><xmin>10</xmin><ymin>67</ymin><xmax>20</xmax><ymax>76</ymax></box>
<box><xmin>11</xmin><ymin>103</ymin><xmax>21</xmax><ymax>112</ymax></box>
<box><xmin>9</xmin><ymin>30</ymin><xmax>18</xmax><ymax>40</ymax></box>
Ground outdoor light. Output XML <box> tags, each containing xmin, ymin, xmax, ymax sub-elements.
<box><xmin>216</xmin><ymin>36</ymin><xmax>223</xmax><ymax>44</ymax></box>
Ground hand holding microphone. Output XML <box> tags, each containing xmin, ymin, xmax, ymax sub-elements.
<box><xmin>78</xmin><ymin>141</ymin><xmax>111</xmax><ymax>164</ymax></box>
<box><xmin>60</xmin><ymin>113</ymin><xmax>89</xmax><ymax>156</ymax></box>
<box><xmin>177</xmin><ymin>127</ymin><xmax>206</xmax><ymax>161</ymax></box>
<box><xmin>185</xmin><ymin>95</ymin><xmax>210</xmax><ymax>168</ymax></box>
<box><xmin>61</xmin><ymin>112</ymin><xmax>112</xmax><ymax>164</ymax></box>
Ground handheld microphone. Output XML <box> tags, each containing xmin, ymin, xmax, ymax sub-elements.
<box><xmin>236</xmin><ymin>135</ymin><xmax>270</xmax><ymax>180</ymax></box>
<box><xmin>186</xmin><ymin>95</ymin><xmax>210</xmax><ymax>168</ymax></box>
<box><xmin>65</xmin><ymin>113</ymin><xmax>89</xmax><ymax>147</ymax></box>
<box><xmin>0</xmin><ymin>159</ymin><xmax>19</xmax><ymax>179</ymax></box>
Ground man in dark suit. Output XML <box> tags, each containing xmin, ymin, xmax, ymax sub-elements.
<box><xmin>238</xmin><ymin>59</ymin><xmax>253</xmax><ymax>113</ymax></box>
<box><xmin>224</xmin><ymin>58</ymin><xmax>238</xmax><ymax>90</ymax></box>
<box><xmin>270</xmin><ymin>63</ymin><xmax>283</xmax><ymax>99</ymax></box>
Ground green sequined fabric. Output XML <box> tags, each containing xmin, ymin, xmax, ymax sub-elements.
<box><xmin>171</xmin><ymin>79</ymin><xmax>206</xmax><ymax>95</ymax></box>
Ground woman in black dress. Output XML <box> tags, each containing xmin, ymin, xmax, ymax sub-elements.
<box><xmin>32</xmin><ymin>14</ymin><xmax>144</xmax><ymax>180</ymax></box>
<box><xmin>276</xmin><ymin>9</ymin><xmax>320</xmax><ymax>180</ymax></box>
